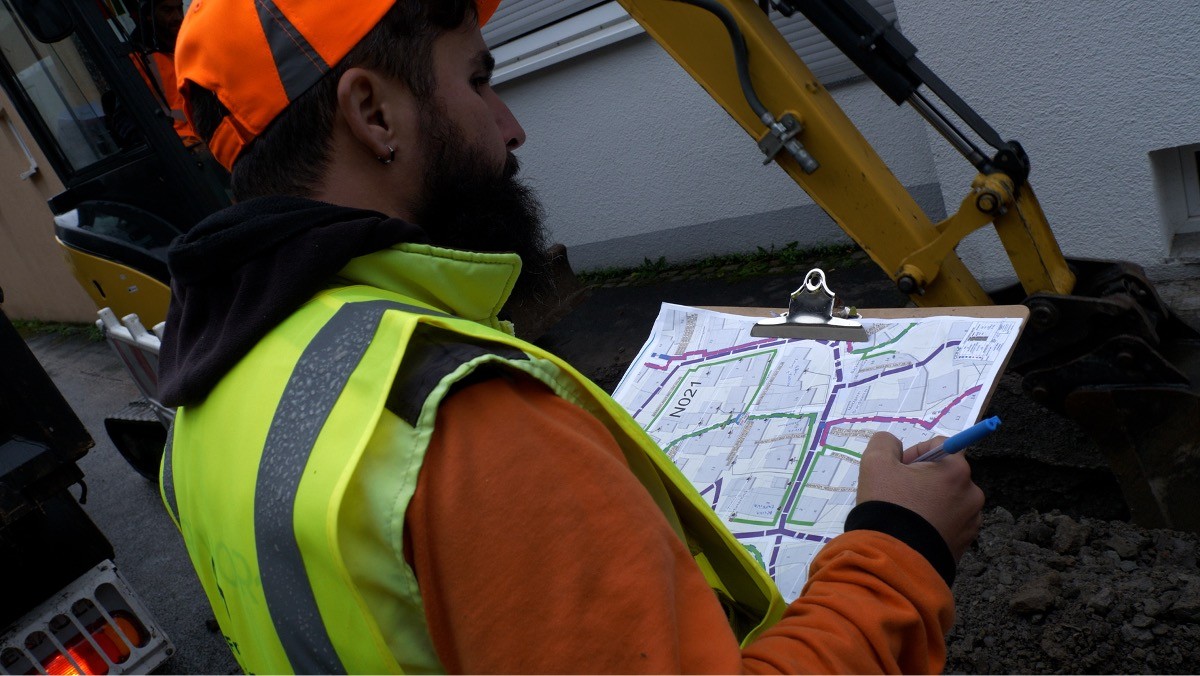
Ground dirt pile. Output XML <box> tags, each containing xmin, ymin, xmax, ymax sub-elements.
<box><xmin>946</xmin><ymin>508</ymin><xmax>1200</xmax><ymax>674</ymax></box>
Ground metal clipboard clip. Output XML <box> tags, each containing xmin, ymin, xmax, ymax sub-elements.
<box><xmin>750</xmin><ymin>268</ymin><xmax>869</xmax><ymax>341</ymax></box>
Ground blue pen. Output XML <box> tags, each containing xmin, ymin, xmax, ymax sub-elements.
<box><xmin>913</xmin><ymin>416</ymin><xmax>1001</xmax><ymax>463</ymax></box>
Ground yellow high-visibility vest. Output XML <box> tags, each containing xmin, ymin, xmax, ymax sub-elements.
<box><xmin>162</xmin><ymin>243</ymin><xmax>785</xmax><ymax>674</ymax></box>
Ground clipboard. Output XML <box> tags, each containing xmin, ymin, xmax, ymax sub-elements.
<box><xmin>608</xmin><ymin>295</ymin><xmax>1030</xmax><ymax>598</ymax></box>
<box><xmin>700</xmin><ymin>303</ymin><xmax>1030</xmax><ymax>421</ymax></box>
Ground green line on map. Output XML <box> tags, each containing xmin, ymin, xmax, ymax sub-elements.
<box><xmin>647</xmin><ymin>350</ymin><xmax>777</xmax><ymax>430</ymax></box>
<box><xmin>851</xmin><ymin>322</ymin><xmax>916</xmax><ymax>357</ymax></box>
<box><xmin>744</xmin><ymin>544</ymin><xmax>767</xmax><ymax>572</ymax></box>
<box><xmin>729</xmin><ymin>413</ymin><xmax>817</xmax><ymax>527</ymax></box>
<box><xmin>783</xmin><ymin>447</ymin><xmax>826</xmax><ymax>527</ymax></box>
<box><xmin>825</xmin><ymin>445</ymin><xmax>862</xmax><ymax>459</ymax></box>
<box><xmin>662</xmin><ymin>417</ymin><xmax>737</xmax><ymax>452</ymax></box>
<box><xmin>663</xmin><ymin>412</ymin><xmax>811</xmax><ymax>453</ymax></box>
<box><xmin>785</xmin><ymin>443</ymin><xmax>863</xmax><ymax>526</ymax></box>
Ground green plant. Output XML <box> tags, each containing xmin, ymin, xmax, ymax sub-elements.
<box><xmin>11</xmin><ymin>319</ymin><xmax>103</xmax><ymax>342</ymax></box>
<box><xmin>635</xmin><ymin>256</ymin><xmax>668</xmax><ymax>276</ymax></box>
<box><xmin>577</xmin><ymin>242</ymin><xmax>862</xmax><ymax>287</ymax></box>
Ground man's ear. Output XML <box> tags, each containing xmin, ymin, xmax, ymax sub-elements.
<box><xmin>335</xmin><ymin>67</ymin><xmax>417</xmax><ymax>163</ymax></box>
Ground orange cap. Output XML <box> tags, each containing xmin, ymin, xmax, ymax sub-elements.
<box><xmin>176</xmin><ymin>0</ymin><xmax>502</xmax><ymax>171</ymax></box>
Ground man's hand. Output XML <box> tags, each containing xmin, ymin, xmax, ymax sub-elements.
<box><xmin>857</xmin><ymin>432</ymin><xmax>985</xmax><ymax>561</ymax></box>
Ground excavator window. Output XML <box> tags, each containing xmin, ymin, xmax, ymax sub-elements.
<box><xmin>0</xmin><ymin>0</ymin><xmax>121</xmax><ymax>172</ymax></box>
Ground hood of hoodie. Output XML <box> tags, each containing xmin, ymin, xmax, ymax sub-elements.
<box><xmin>157</xmin><ymin>196</ymin><xmax>430</xmax><ymax>407</ymax></box>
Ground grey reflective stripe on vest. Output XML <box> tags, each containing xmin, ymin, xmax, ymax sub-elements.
<box><xmin>162</xmin><ymin>422</ymin><xmax>180</xmax><ymax>526</ymax></box>
<box><xmin>387</xmin><ymin>326</ymin><xmax>529</xmax><ymax>425</ymax></box>
<box><xmin>254</xmin><ymin>299</ymin><xmax>441</xmax><ymax>674</ymax></box>
<box><xmin>254</xmin><ymin>0</ymin><xmax>330</xmax><ymax>101</ymax></box>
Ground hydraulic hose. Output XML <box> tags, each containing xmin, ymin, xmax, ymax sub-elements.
<box><xmin>667</xmin><ymin>0</ymin><xmax>819</xmax><ymax>172</ymax></box>
<box><xmin>668</xmin><ymin>0</ymin><xmax>771</xmax><ymax>124</ymax></box>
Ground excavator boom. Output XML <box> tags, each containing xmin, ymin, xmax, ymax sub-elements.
<box><xmin>616</xmin><ymin>0</ymin><xmax>1200</xmax><ymax>530</ymax></box>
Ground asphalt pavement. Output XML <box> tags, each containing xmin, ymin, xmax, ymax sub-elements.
<box><xmin>24</xmin><ymin>333</ymin><xmax>240</xmax><ymax>675</ymax></box>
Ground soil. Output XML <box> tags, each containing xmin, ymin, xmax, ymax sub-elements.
<box><xmin>947</xmin><ymin>508</ymin><xmax>1200</xmax><ymax>674</ymax></box>
<box><xmin>536</xmin><ymin>258</ymin><xmax>1200</xmax><ymax>674</ymax></box>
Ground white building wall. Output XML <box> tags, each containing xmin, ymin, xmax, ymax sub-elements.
<box><xmin>892</xmin><ymin>0</ymin><xmax>1200</xmax><ymax>286</ymax></box>
<box><xmin>498</xmin><ymin>2</ymin><xmax>1200</xmax><ymax>284</ymax></box>
<box><xmin>496</xmin><ymin>32</ymin><xmax>946</xmax><ymax>271</ymax></box>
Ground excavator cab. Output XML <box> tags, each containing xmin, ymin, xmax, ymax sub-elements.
<box><xmin>0</xmin><ymin>0</ymin><xmax>225</xmax><ymax>315</ymax></box>
<box><xmin>0</xmin><ymin>0</ymin><xmax>227</xmax><ymax>477</ymax></box>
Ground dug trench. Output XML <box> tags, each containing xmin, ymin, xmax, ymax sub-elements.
<box><xmin>534</xmin><ymin>255</ymin><xmax>1200</xmax><ymax>674</ymax></box>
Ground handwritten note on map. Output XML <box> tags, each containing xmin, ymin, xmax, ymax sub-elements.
<box><xmin>611</xmin><ymin>303</ymin><xmax>1023</xmax><ymax>600</ymax></box>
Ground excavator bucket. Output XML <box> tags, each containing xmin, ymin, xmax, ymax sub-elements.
<box><xmin>996</xmin><ymin>258</ymin><xmax>1200</xmax><ymax>531</ymax></box>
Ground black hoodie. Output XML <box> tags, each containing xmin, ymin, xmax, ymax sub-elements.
<box><xmin>157</xmin><ymin>196</ymin><xmax>429</xmax><ymax>407</ymax></box>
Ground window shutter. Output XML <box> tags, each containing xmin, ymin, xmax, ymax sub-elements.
<box><xmin>484</xmin><ymin>0</ymin><xmax>898</xmax><ymax>85</ymax></box>
<box><xmin>483</xmin><ymin>0</ymin><xmax>609</xmax><ymax>47</ymax></box>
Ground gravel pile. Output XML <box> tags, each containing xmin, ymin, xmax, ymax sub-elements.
<box><xmin>946</xmin><ymin>508</ymin><xmax>1200</xmax><ymax>674</ymax></box>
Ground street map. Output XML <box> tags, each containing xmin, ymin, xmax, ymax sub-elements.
<box><xmin>610</xmin><ymin>303</ymin><xmax>1023</xmax><ymax>601</ymax></box>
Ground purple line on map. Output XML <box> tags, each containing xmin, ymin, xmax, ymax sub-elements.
<box><xmin>817</xmin><ymin>384</ymin><xmax>982</xmax><ymax>446</ymax></box>
<box><xmin>632</xmin><ymin>358</ymin><xmax>704</xmax><ymax>415</ymax></box>
<box><xmin>767</xmin><ymin>535</ymin><xmax>784</xmax><ymax>577</ymax></box>
<box><xmin>699</xmin><ymin>478</ymin><xmax>723</xmax><ymax>509</ymax></box>
<box><xmin>642</xmin><ymin>337</ymin><xmax>783</xmax><ymax>372</ymax></box>
<box><xmin>917</xmin><ymin>340</ymin><xmax>960</xmax><ymax>366</ymax></box>
<box><xmin>734</xmin><ymin>530</ymin><xmax>769</xmax><ymax>539</ymax></box>
<box><xmin>777</xmin><ymin>451</ymin><xmax>816</xmax><ymax>519</ymax></box>
<box><xmin>633</xmin><ymin>339</ymin><xmax>790</xmax><ymax>416</ymax></box>
<box><xmin>849</xmin><ymin>373</ymin><xmax>879</xmax><ymax>387</ymax></box>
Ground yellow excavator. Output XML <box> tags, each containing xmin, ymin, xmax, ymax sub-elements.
<box><xmin>611</xmin><ymin>0</ymin><xmax>1200</xmax><ymax>534</ymax></box>
<box><xmin>1</xmin><ymin>0</ymin><xmax>1197</xmax><ymax>530</ymax></box>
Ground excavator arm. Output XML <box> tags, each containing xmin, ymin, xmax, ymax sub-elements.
<box><xmin>614</xmin><ymin>0</ymin><xmax>1076</xmax><ymax>303</ymax></box>
<box><xmin>616</xmin><ymin>0</ymin><xmax>1200</xmax><ymax>531</ymax></box>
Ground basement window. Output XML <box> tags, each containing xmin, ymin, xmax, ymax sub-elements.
<box><xmin>1154</xmin><ymin>143</ymin><xmax>1200</xmax><ymax>256</ymax></box>
<box><xmin>1182</xmin><ymin>145</ymin><xmax>1200</xmax><ymax>220</ymax></box>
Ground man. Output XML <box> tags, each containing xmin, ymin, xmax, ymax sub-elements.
<box><xmin>158</xmin><ymin>0</ymin><xmax>985</xmax><ymax>673</ymax></box>
<box><xmin>113</xmin><ymin>0</ymin><xmax>200</xmax><ymax>148</ymax></box>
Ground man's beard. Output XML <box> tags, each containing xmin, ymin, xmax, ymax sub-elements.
<box><xmin>411</xmin><ymin>111</ymin><xmax>556</xmax><ymax>304</ymax></box>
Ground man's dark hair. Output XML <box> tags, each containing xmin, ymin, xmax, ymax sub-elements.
<box><xmin>189</xmin><ymin>0</ymin><xmax>476</xmax><ymax>201</ymax></box>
